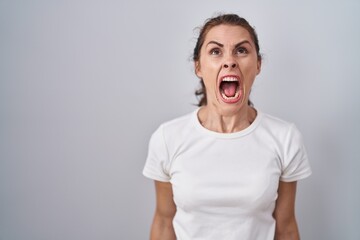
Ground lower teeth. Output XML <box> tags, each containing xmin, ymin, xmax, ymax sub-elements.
<box><xmin>221</xmin><ymin>91</ymin><xmax>239</xmax><ymax>100</ymax></box>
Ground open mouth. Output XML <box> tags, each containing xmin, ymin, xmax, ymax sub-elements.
<box><xmin>219</xmin><ymin>76</ymin><xmax>241</xmax><ymax>103</ymax></box>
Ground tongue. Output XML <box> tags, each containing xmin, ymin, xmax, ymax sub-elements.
<box><xmin>222</xmin><ymin>82</ymin><xmax>237</xmax><ymax>97</ymax></box>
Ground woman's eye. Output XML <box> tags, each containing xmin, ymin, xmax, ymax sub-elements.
<box><xmin>236</xmin><ymin>47</ymin><xmax>248</xmax><ymax>54</ymax></box>
<box><xmin>210</xmin><ymin>48</ymin><xmax>221</xmax><ymax>55</ymax></box>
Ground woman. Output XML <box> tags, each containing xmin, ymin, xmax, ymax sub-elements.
<box><xmin>143</xmin><ymin>14</ymin><xmax>311</xmax><ymax>240</ymax></box>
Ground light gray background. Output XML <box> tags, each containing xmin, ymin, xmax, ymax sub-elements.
<box><xmin>1</xmin><ymin>0</ymin><xmax>359</xmax><ymax>239</ymax></box>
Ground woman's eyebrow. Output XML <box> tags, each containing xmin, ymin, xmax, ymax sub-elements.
<box><xmin>234</xmin><ymin>40</ymin><xmax>252</xmax><ymax>49</ymax></box>
<box><xmin>206</xmin><ymin>40</ymin><xmax>252</xmax><ymax>48</ymax></box>
<box><xmin>206</xmin><ymin>41</ymin><xmax>224</xmax><ymax>47</ymax></box>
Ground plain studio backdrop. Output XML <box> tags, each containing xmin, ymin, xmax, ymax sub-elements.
<box><xmin>1</xmin><ymin>0</ymin><xmax>359</xmax><ymax>239</ymax></box>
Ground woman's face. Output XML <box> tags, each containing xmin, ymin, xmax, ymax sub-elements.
<box><xmin>196</xmin><ymin>24</ymin><xmax>261</xmax><ymax>113</ymax></box>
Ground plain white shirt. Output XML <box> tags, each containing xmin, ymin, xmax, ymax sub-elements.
<box><xmin>143</xmin><ymin>109</ymin><xmax>311</xmax><ymax>240</ymax></box>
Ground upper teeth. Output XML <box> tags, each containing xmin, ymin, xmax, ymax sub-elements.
<box><xmin>222</xmin><ymin>77</ymin><xmax>238</xmax><ymax>82</ymax></box>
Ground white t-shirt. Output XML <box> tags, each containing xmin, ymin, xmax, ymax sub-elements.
<box><xmin>143</xmin><ymin>109</ymin><xmax>311</xmax><ymax>240</ymax></box>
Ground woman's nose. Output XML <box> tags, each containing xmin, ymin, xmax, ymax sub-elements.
<box><xmin>223</xmin><ymin>59</ymin><xmax>237</xmax><ymax>68</ymax></box>
<box><xmin>223</xmin><ymin>63</ymin><xmax>237</xmax><ymax>68</ymax></box>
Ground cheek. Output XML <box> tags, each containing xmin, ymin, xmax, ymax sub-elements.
<box><xmin>202</xmin><ymin>69</ymin><xmax>219</xmax><ymax>89</ymax></box>
<box><xmin>202</xmin><ymin>76</ymin><xmax>216</xmax><ymax>92</ymax></box>
<box><xmin>243</xmin><ymin>64</ymin><xmax>259</xmax><ymax>81</ymax></box>
<box><xmin>200</xmin><ymin>60</ymin><xmax>221</xmax><ymax>79</ymax></box>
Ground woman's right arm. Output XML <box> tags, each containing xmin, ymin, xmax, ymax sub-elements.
<box><xmin>150</xmin><ymin>180</ymin><xmax>177</xmax><ymax>240</ymax></box>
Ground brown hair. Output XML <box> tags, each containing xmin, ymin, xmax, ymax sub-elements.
<box><xmin>193</xmin><ymin>14</ymin><xmax>262</xmax><ymax>106</ymax></box>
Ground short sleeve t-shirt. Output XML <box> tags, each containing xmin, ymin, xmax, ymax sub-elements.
<box><xmin>143</xmin><ymin>109</ymin><xmax>312</xmax><ymax>240</ymax></box>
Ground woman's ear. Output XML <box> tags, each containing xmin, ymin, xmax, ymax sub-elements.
<box><xmin>195</xmin><ymin>61</ymin><xmax>202</xmax><ymax>78</ymax></box>
<box><xmin>256</xmin><ymin>59</ymin><xmax>262</xmax><ymax>75</ymax></box>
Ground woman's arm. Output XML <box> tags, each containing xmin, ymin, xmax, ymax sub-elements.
<box><xmin>273</xmin><ymin>181</ymin><xmax>300</xmax><ymax>240</ymax></box>
<box><xmin>150</xmin><ymin>180</ymin><xmax>177</xmax><ymax>240</ymax></box>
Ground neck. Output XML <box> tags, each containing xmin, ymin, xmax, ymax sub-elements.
<box><xmin>198</xmin><ymin>105</ymin><xmax>256</xmax><ymax>133</ymax></box>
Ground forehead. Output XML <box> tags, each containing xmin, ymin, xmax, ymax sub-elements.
<box><xmin>204</xmin><ymin>24</ymin><xmax>252</xmax><ymax>45</ymax></box>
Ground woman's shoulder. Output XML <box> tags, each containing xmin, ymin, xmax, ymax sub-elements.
<box><xmin>259</xmin><ymin>111</ymin><xmax>295</xmax><ymax>129</ymax></box>
<box><xmin>154</xmin><ymin>109</ymin><xmax>198</xmax><ymax>136</ymax></box>
<box><xmin>256</xmin><ymin>111</ymin><xmax>303</xmax><ymax>140</ymax></box>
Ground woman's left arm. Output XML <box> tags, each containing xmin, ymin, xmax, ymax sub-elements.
<box><xmin>273</xmin><ymin>181</ymin><xmax>300</xmax><ymax>240</ymax></box>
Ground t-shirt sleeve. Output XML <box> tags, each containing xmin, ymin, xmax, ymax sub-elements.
<box><xmin>142</xmin><ymin>125</ymin><xmax>171</xmax><ymax>182</ymax></box>
<box><xmin>280</xmin><ymin>124</ymin><xmax>312</xmax><ymax>182</ymax></box>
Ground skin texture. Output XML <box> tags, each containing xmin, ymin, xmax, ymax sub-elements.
<box><xmin>150</xmin><ymin>181</ymin><xmax>176</xmax><ymax>240</ymax></box>
<box><xmin>274</xmin><ymin>181</ymin><xmax>300</xmax><ymax>240</ymax></box>
<box><xmin>150</xmin><ymin>24</ymin><xmax>300</xmax><ymax>239</ymax></box>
